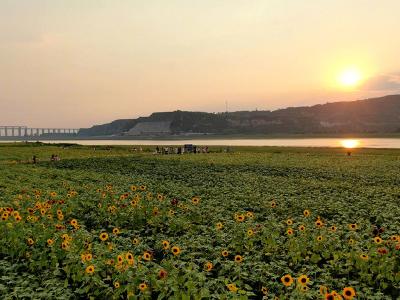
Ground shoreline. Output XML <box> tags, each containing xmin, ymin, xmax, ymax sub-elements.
<box><xmin>0</xmin><ymin>133</ymin><xmax>399</xmax><ymax>142</ymax></box>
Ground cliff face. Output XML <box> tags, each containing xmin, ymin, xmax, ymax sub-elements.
<box><xmin>79</xmin><ymin>95</ymin><xmax>400</xmax><ymax>136</ymax></box>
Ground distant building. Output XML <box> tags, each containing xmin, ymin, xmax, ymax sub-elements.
<box><xmin>125</xmin><ymin>121</ymin><xmax>172</xmax><ymax>136</ymax></box>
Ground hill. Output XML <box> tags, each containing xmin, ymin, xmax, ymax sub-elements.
<box><xmin>78</xmin><ymin>94</ymin><xmax>400</xmax><ymax>136</ymax></box>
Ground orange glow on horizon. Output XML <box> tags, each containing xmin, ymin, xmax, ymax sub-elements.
<box><xmin>341</xmin><ymin>139</ymin><xmax>360</xmax><ymax>149</ymax></box>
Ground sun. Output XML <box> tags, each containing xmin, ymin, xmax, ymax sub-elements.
<box><xmin>338</xmin><ymin>68</ymin><xmax>362</xmax><ymax>87</ymax></box>
<box><xmin>341</xmin><ymin>139</ymin><xmax>360</xmax><ymax>149</ymax></box>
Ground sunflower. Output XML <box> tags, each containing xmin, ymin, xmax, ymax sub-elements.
<box><xmin>70</xmin><ymin>219</ymin><xmax>78</xmax><ymax>227</ymax></box>
<box><xmin>204</xmin><ymin>262</ymin><xmax>213</xmax><ymax>271</ymax></box>
<box><xmin>297</xmin><ymin>275</ymin><xmax>310</xmax><ymax>286</ymax></box>
<box><xmin>324</xmin><ymin>293</ymin><xmax>335</xmax><ymax>300</ymax></box>
<box><xmin>85</xmin><ymin>265</ymin><xmax>95</xmax><ymax>275</ymax></box>
<box><xmin>27</xmin><ymin>238</ymin><xmax>34</xmax><ymax>246</ymax></box>
<box><xmin>317</xmin><ymin>235</ymin><xmax>323</xmax><ymax>242</ymax></box>
<box><xmin>191</xmin><ymin>197</ymin><xmax>200</xmax><ymax>205</ymax></box>
<box><xmin>1</xmin><ymin>212</ymin><xmax>9</xmax><ymax>221</ymax></box>
<box><xmin>130</xmin><ymin>185</ymin><xmax>137</xmax><ymax>192</ymax></box>
<box><xmin>117</xmin><ymin>254</ymin><xmax>124</xmax><ymax>264</ymax></box>
<box><xmin>139</xmin><ymin>185</ymin><xmax>146</xmax><ymax>191</ymax></box>
<box><xmin>377</xmin><ymin>247</ymin><xmax>388</xmax><ymax>255</ymax></box>
<box><xmin>247</xmin><ymin>229</ymin><xmax>254</xmax><ymax>237</ymax></box>
<box><xmin>157</xmin><ymin>194</ymin><xmax>163</xmax><ymax>201</ymax></box>
<box><xmin>221</xmin><ymin>250</ymin><xmax>229</xmax><ymax>257</ymax></box>
<box><xmin>348</xmin><ymin>224</ymin><xmax>358</xmax><ymax>231</ymax></box>
<box><xmin>62</xmin><ymin>234</ymin><xmax>70</xmax><ymax>241</ymax></box>
<box><xmin>235</xmin><ymin>214</ymin><xmax>245</xmax><ymax>222</ymax></box>
<box><xmin>112</xmin><ymin>227</ymin><xmax>120</xmax><ymax>235</ymax></box>
<box><xmin>246</xmin><ymin>211</ymin><xmax>254</xmax><ymax>218</ymax></box>
<box><xmin>287</xmin><ymin>228</ymin><xmax>294</xmax><ymax>236</ymax></box>
<box><xmin>303</xmin><ymin>210</ymin><xmax>310</xmax><ymax>217</ymax></box>
<box><xmin>360</xmin><ymin>253</ymin><xmax>369</xmax><ymax>260</ymax></box>
<box><xmin>298</xmin><ymin>225</ymin><xmax>306</xmax><ymax>232</ymax></box>
<box><xmin>286</xmin><ymin>219</ymin><xmax>293</xmax><ymax>226</ymax></box>
<box><xmin>86</xmin><ymin>253</ymin><xmax>92</xmax><ymax>261</ymax></box>
<box><xmin>330</xmin><ymin>226</ymin><xmax>337</xmax><ymax>232</ymax></box>
<box><xmin>270</xmin><ymin>200</ymin><xmax>277</xmax><ymax>208</ymax></box>
<box><xmin>171</xmin><ymin>246</ymin><xmax>181</xmax><ymax>256</ymax></box>
<box><xmin>127</xmin><ymin>257</ymin><xmax>135</xmax><ymax>266</ymax></box>
<box><xmin>234</xmin><ymin>255</ymin><xmax>243</xmax><ymax>263</ymax></box>
<box><xmin>47</xmin><ymin>239</ymin><xmax>54</xmax><ymax>246</ymax></box>
<box><xmin>348</xmin><ymin>238</ymin><xmax>355</xmax><ymax>245</ymax></box>
<box><xmin>281</xmin><ymin>274</ymin><xmax>294</xmax><ymax>287</ymax></box>
<box><xmin>216</xmin><ymin>222</ymin><xmax>223</xmax><ymax>230</ymax></box>
<box><xmin>61</xmin><ymin>241</ymin><xmax>70</xmax><ymax>250</ymax></box>
<box><xmin>99</xmin><ymin>232</ymin><xmax>109</xmax><ymax>241</ymax></box>
<box><xmin>15</xmin><ymin>215</ymin><xmax>22</xmax><ymax>222</ymax></box>
<box><xmin>261</xmin><ymin>287</ymin><xmax>268</xmax><ymax>295</ymax></box>
<box><xmin>126</xmin><ymin>252</ymin><xmax>134</xmax><ymax>261</ymax></box>
<box><xmin>143</xmin><ymin>251</ymin><xmax>152</xmax><ymax>261</ymax></box>
<box><xmin>139</xmin><ymin>283</ymin><xmax>147</xmax><ymax>292</ymax></box>
<box><xmin>342</xmin><ymin>287</ymin><xmax>356</xmax><ymax>299</ymax></box>
<box><xmin>319</xmin><ymin>285</ymin><xmax>328</xmax><ymax>295</ymax></box>
<box><xmin>374</xmin><ymin>236</ymin><xmax>383</xmax><ymax>244</ymax></box>
<box><xmin>114</xmin><ymin>281</ymin><xmax>120</xmax><ymax>289</ymax></box>
<box><xmin>315</xmin><ymin>219</ymin><xmax>324</xmax><ymax>228</ymax></box>
<box><xmin>162</xmin><ymin>240</ymin><xmax>170</xmax><ymax>250</ymax></box>
<box><xmin>226</xmin><ymin>283</ymin><xmax>238</xmax><ymax>292</ymax></box>
<box><xmin>152</xmin><ymin>207</ymin><xmax>160</xmax><ymax>216</ymax></box>
<box><xmin>158</xmin><ymin>268</ymin><xmax>168</xmax><ymax>279</ymax></box>
<box><xmin>132</xmin><ymin>238</ymin><xmax>140</xmax><ymax>245</ymax></box>
<box><xmin>300</xmin><ymin>285</ymin><xmax>309</xmax><ymax>292</ymax></box>
<box><xmin>50</xmin><ymin>191</ymin><xmax>57</xmax><ymax>198</ymax></box>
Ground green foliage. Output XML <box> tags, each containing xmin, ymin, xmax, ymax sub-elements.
<box><xmin>0</xmin><ymin>144</ymin><xmax>399</xmax><ymax>299</ymax></box>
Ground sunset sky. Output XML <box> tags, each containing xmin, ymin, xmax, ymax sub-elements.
<box><xmin>1</xmin><ymin>0</ymin><xmax>400</xmax><ymax>128</ymax></box>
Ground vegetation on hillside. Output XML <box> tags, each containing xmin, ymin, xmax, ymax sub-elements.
<box><xmin>79</xmin><ymin>95</ymin><xmax>400</xmax><ymax>136</ymax></box>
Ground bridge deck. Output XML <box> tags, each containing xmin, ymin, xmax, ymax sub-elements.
<box><xmin>0</xmin><ymin>126</ymin><xmax>79</xmax><ymax>137</ymax></box>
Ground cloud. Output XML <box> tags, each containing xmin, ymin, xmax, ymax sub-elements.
<box><xmin>362</xmin><ymin>73</ymin><xmax>400</xmax><ymax>91</ymax></box>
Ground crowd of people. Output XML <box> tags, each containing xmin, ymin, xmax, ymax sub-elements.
<box><xmin>155</xmin><ymin>145</ymin><xmax>209</xmax><ymax>155</ymax></box>
<box><xmin>31</xmin><ymin>154</ymin><xmax>61</xmax><ymax>164</ymax></box>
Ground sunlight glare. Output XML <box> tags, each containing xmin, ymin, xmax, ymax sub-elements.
<box><xmin>338</xmin><ymin>68</ymin><xmax>362</xmax><ymax>87</ymax></box>
<box><xmin>341</xmin><ymin>139</ymin><xmax>360</xmax><ymax>149</ymax></box>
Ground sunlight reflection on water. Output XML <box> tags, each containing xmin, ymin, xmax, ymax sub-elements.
<box><xmin>1</xmin><ymin>138</ymin><xmax>400</xmax><ymax>148</ymax></box>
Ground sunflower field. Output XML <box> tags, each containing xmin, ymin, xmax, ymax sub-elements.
<box><xmin>0</xmin><ymin>143</ymin><xmax>399</xmax><ymax>299</ymax></box>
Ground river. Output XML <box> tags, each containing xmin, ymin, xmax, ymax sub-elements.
<box><xmin>1</xmin><ymin>138</ymin><xmax>400</xmax><ymax>148</ymax></box>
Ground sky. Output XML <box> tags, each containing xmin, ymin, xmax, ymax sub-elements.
<box><xmin>1</xmin><ymin>0</ymin><xmax>400</xmax><ymax>128</ymax></box>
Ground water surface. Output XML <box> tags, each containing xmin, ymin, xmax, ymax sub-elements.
<box><xmin>1</xmin><ymin>138</ymin><xmax>400</xmax><ymax>148</ymax></box>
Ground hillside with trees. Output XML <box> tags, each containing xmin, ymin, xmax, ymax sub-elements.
<box><xmin>78</xmin><ymin>95</ymin><xmax>400</xmax><ymax>136</ymax></box>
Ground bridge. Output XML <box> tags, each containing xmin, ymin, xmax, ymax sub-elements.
<box><xmin>0</xmin><ymin>126</ymin><xmax>79</xmax><ymax>137</ymax></box>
